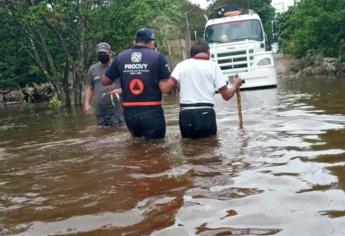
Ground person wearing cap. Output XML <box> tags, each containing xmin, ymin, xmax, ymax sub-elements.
<box><xmin>101</xmin><ymin>28</ymin><xmax>170</xmax><ymax>139</ymax></box>
<box><xmin>159</xmin><ymin>42</ymin><xmax>243</xmax><ymax>139</ymax></box>
<box><xmin>84</xmin><ymin>42</ymin><xmax>124</xmax><ymax>127</ymax></box>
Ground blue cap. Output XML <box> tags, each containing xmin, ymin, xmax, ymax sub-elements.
<box><xmin>135</xmin><ymin>28</ymin><xmax>156</xmax><ymax>41</ymax></box>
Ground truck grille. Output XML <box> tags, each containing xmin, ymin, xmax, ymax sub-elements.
<box><xmin>212</xmin><ymin>49</ymin><xmax>253</xmax><ymax>74</ymax></box>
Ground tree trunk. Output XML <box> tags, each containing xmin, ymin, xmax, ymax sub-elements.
<box><xmin>63</xmin><ymin>82</ymin><xmax>71</xmax><ymax>107</ymax></box>
<box><xmin>73</xmin><ymin>0</ymin><xmax>88</xmax><ymax>106</ymax></box>
<box><xmin>74</xmin><ymin>70</ymin><xmax>85</xmax><ymax>106</ymax></box>
<box><xmin>54</xmin><ymin>78</ymin><xmax>66</xmax><ymax>106</ymax></box>
<box><xmin>62</xmin><ymin>60</ymin><xmax>71</xmax><ymax>107</ymax></box>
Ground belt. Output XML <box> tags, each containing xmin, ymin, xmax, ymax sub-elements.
<box><xmin>180</xmin><ymin>103</ymin><xmax>214</xmax><ymax>108</ymax></box>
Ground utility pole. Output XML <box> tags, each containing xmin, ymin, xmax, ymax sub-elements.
<box><xmin>185</xmin><ymin>13</ymin><xmax>191</xmax><ymax>55</ymax></box>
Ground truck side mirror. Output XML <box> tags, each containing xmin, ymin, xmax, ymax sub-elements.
<box><xmin>264</xmin><ymin>34</ymin><xmax>271</xmax><ymax>51</ymax></box>
<box><xmin>271</xmin><ymin>20</ymin><xmax>277</xmax><ymax>40</ymax></box>
<box><xmin>192</xmin><ymin>31</ymin><xmax>198</xmax><ymax>41</ymax></box>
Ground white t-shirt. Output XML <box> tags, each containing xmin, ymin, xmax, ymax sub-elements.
<box><xmin>171</xmin><ymin>58</ymin><xmax>228</xmax><ymax>104</ymax></box>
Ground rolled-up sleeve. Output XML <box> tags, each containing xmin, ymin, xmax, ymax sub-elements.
<box><xmin>171</xmin><ymin>63</ymin><xmax>182</xmax><ymax>83</ymax></box>
<box><xmin>158</xmin><ymin>53</ymin><xmax>171</xmax><ymax>80</ymax></box>
<box><xmin>214</xmin><ymin>63</ymin><xmax>228</xmax><ymax>90</ymax></box>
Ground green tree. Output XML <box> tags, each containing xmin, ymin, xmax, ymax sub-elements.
<box><xmin>1</xmin><ymin>0</ymin><xmax>91</xmax><ymax>106</ymax></box>
<box><xmin>0</xmin><ymin>7</ymin><xmax>44</xmax><ymax>99</ymax></box>
<box><xmin>0</xmin><ymin>0</ymin><xmax>186</xmax><ymax>106</ymax></box>
<box><xmin>179</xmin><ymin>2</ymin><xmax>206</xmax><ymax>41</ymax></box>
<box><xmin>277</xmin><ymin>0</ymin><xmax>345</xmax><ymax>60</ymax></box>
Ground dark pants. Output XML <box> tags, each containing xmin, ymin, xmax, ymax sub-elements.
<box><xmin>96</xmin><ymin>114</ymin><xmax>124</xmax><ymax>127</ymax></box>
<box><xmin>179</xmin><ymin>108</ymin><xmax>217</xmax><ymax>139</ymax></box>
<box><xmin>96</xmin><ymin>93</ymin><xmax>124</xmax><ymax>127</ymax></box>
<box><xmin>123</xmin><ymin>106</ymin><xmax>166</xmax><ymax>140</ymax></box>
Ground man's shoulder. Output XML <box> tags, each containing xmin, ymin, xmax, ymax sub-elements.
<box><xmin>89</xmin><ymin>62</ymin><xmax>101</xmax><ymax>71</ymax></box>
<box><xmin>195</xmin><ymin>59</ymin><xmax>216</xmax><ymax>68</ymax></box>
<box><xmin>116</xmin><ymin>48</ymin><xmax>136</xmax><ymax>60</ymax></box>
<box><xmin>177</xmin><ymin>58</ymin><xmax>194</xmax><ymax>67</ymax></box>
<box><xmin>119</xmin><ymin>47</ymin><xmax>136</xmax><ymax>55</ymax></box>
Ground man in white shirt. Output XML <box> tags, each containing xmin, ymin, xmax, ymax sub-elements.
<box><xmin>159</xmin><ymin>42</ymin><xmax>243</xmax><ymax>138</ymax></box>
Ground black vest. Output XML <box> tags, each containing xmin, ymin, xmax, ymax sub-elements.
<box><xmin>116</xmin><ymin>46</ymin><xmax>162</xmax><ymax>107</ymax></box>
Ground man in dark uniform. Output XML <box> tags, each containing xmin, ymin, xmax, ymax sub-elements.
<box><xmin>101</xmin><ymin>28</ymin><xmax>170</xmax><ymax>139</ymax></box>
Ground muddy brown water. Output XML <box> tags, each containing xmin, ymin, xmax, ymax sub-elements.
<box><xmin>1</xmin><ymin>68</ymin><xmax>345</xmax><ymax>235</ymax></box>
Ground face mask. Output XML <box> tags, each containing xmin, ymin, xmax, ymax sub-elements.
<box><xmin>98</xmin><ymin>54</ymin><xmax>110</xmax><ymax>64</ymax></box>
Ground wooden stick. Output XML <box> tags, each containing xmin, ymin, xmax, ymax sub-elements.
<box><xmin>236</xmin><ymin>89</ymin><xmax>243</xmax><ymax>129</ymax></box>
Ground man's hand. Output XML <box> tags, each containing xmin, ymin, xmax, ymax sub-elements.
<box><xmin>84</xmin><ymin>103</ymin><xmax>93</xmax><ymax>116</ymax></box>
<box><xmin>220</xmin><ymin>74</ymin><xmax>244</xmax><ymax>101</ymax></box>
<box><xmin>232</xmin><ymin>74</ymin><xmax>243</xmax><ymax>90</ymax></box>
<box><xmin>110</xmin><ymin>88</ymin><xmax>122</xmax><ymax>96</ymax></box>
<box><xmin>108</xmin><ymin>88</ymin><xmax>122</xmax><ymax>101</ymax></box>
<box><xmin>84</xmin><ymin>85</ymin><xmax>94</xmax><ymax>115</ymax></box>
<box><xmin>159</xmin><ymin>77</ymin><xmax>177</xmax><ymax>94</ymax></box>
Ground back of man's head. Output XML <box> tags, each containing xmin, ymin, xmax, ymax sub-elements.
<box><xmin>190</xmin><ymin>42</ymin><xmax>210</xmax><ymax>58</ymax></box>
<box><xmin>135</xmin><ymin>28</ymin><xmax>156</xmax><ymax>44</ymax></box>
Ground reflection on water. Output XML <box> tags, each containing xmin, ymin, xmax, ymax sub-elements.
<box><xmin>1</xmin><ymin>76</ymin><xmax>345</xmax><ymax>235</ymax></box>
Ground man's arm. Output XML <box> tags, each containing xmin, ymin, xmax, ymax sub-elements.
<box><xmin>84</xmin><ymin>85</ymin><xmax>94</xmax><ymax>115</ymax></box>
<box><xmin>218</xmin><ymin>75</ymin><xmax>243</xmax><ymax>101</ymax></box>
<box><xmin>159</xmin><ymin>77</ymin><xmax>177</xmax><ymax>94</ymax></box>
<box><xmin>101</xmin><ymin>74</ymin><xmax>113</xmax><ymax>86</ymax></box>
<box><xmin>102</xmin><ymin>56</ymin><xmax>119</xmax><ymax>86</ymax></box>
<box><xmin>157</xmin><ymin>53</ymin><xmax>175</xmax><ymax>94</ymax></box>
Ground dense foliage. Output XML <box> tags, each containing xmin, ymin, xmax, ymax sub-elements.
<box><xmin>0</xmin><ymin>0</ymin><xmax>276</xmax><ymax>105</ymax></box>
<box><xmin>0</xmin><ymin>0</ymin><xmax>185</xmax><ymax>105</ymax></box>
<box><xmin>179</xmin><ymin>1</ymin><xmax>206</xmax><ymax>40</ymax></box>
<box><xmin>277</xmin><ymin>0</ymin><xmax>345</xmax><ymax>60</ymax></box>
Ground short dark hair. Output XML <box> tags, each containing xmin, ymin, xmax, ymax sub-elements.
<box><xmin>190</xmin><ymin>42</ymin><xmax>209</xmax><ymax>57</ymax></box>
<box><xmin>135</xmin><ymin>38</ymin><xmax>151</xmax><ymax>44</ymax></box>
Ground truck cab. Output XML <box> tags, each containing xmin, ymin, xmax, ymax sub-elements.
<box><xmin>205</xmin><ymin>10</ymin><xmax>277</xmax><ymax>89</ymax></box>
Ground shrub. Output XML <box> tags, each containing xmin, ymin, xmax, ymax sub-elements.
<box><xmin>48</xmin><ymin>95</ymin><xmax>63</xmax><ymax>112</ymax></box>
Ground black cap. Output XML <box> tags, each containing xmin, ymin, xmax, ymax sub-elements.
<box><xmin>135</xmin><ymin>28</ymin><xmax>156</xmax><ymax>41</ymax></box>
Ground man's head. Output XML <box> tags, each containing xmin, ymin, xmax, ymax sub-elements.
<box><xmin>190</xmin><ymin>42</ymin><xmax>210</xmax><ymax>58</ymax></box>
<box><xmin>96</xmin><ymin>42</ymin><xmax>112</xmax><ymax>65</ymax></box>
<box><xmin>134</xmin><ymin>28</ymin><xmax>156</xmax><ymax>49</ymax></box>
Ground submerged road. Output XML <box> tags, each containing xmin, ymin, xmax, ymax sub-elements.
<box><xmin>1</xmin><ymin>55</ymin><xmax>345</xmax><ymax>235</ymax></box>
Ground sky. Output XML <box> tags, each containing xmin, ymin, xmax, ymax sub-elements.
<box><xmin>189</xmin><ymin>0</ymin><xmax>210</xmax><ymax>9</ymax></box>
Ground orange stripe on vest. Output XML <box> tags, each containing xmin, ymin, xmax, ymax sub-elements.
<box><xmin>122</xmin><ymin>101</ymin><xmax>162</xmax><ymax>107</ymax></box>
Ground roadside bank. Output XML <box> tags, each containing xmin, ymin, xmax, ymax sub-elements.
<box><xmin>274</xmin><ymin>53</ymin><xmax>345</xmax><ymax>79</ymax></box>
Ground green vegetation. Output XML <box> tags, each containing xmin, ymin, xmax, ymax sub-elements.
<box><xmin>0</xmin><ymin>0</ymin><xmax>186</xmax><ymax>106</ymax></box>
<box><xmin>277</xmin><ymin>0</ymin><xmax>345</xmax><ymax>61</ymax></box>
<box><xmin>48</xmin><ymin>95</ymin><xmax>63</xmax><ymax>112</ymax></box>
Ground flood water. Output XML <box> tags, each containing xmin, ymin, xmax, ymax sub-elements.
<box><xmin>1</xmin><ymin>75</ymin><xmax>345</xmax><ymax>235</ymax></box>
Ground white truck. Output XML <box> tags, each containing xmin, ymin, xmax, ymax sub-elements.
<box><xmin>205</xmin><ymin>10</ymin><xmax>277</xmax><ymax>89</ymax></box>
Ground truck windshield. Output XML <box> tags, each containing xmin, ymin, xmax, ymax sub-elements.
<box><xmin>205</xmin><ymin>19</ymin><xmax>263</xmax><ymax>43</ymax></box>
